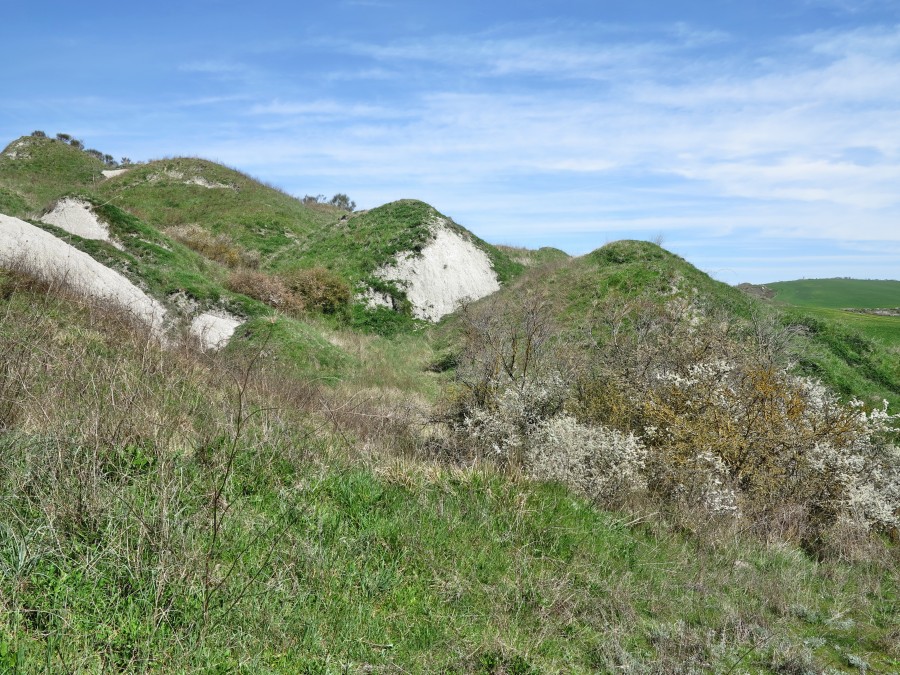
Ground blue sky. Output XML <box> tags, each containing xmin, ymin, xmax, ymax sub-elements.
<box><xmin>3</xmin><ymin>0</ymin><xmax>899</xmax><ymax>284</ymax></box>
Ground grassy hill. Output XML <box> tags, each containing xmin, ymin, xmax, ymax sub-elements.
<box><xmin>502</xmin><ymin>239</ymin><xmax>755</xmax><ymax>323</ymax></box>
<box><xmin>0</xmin><ymin>135</ymin><xmax>106</xmax><ymax>215</ymax></box>
<box><xmin>92</xmin><ymin>157</ymin><xmax>343</xmax><ymax>262</ymax></box>
<box><xmin>2</xmin><ymin>133</ymin><xmax>523</xmax><ymax>339</ymax></box>
<box><xmin>288</xmin><ymin>199</ymin><xmax>521</xmax><ymax>282</ymax></box>
<box><xmin>1</xmin><ymin>133</ymin><xmax>898</xmax><ymax>673</ymax></box>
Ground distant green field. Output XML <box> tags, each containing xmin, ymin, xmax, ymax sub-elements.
<box><xmin>797</xmin><ymin>306</ymin><xmax>900</xmax><ymax>345</ymax></box>
<box><xmin>768</xmin><ymin>278</ymin><xmax>900</xmax><ymax>309</ymax></box>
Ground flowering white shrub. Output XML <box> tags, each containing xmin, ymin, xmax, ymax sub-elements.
<box><xmin>671</xmin><ymin>451</ymin><xmax>739</xmax><ymax>515</ymax></box>
<box><xmin>446</xmin><ymin>286</ymin><xmax>900</xmax><ymax>537</ymax></box>
<box><xmin>462</xmin><ymin>373</ymin><xmax>568</xmax><ymax>466</ymax></box>
<box><xmin>527</xmin><ymin>415</ymin><xmax>647</xmax><ymax>502</ymax></box>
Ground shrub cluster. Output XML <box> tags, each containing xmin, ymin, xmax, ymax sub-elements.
<box><xmin>226</xmin><ymin>266</ymin><xmax>351</xmax><ymax>316</ymax></box>
<box><xmin>301</xmin><ymin>193</ymin><xmax>356</xmax><ymax>212</ymax></box>
<box><xmin>282</xmin><ymin>267</ymin><xmax>351</xmax><ymax>315</ymax></box>
<box><xmin>440</xmin><ymin>290</ymin><xmax>900</xmax><ymax>541</ymax></box>
<box><xmin>226</xmin><ymin>269</ymin><xmax>301</xmax><ymax>312</ymax></box>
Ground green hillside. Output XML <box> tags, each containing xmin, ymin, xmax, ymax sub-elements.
<box><xmin>768</xmin><ymin>278</ymin><xmax>900</xmax><ymax>309</ymax></box>
<box><xmin>1</xmin><ymin>133</ymin><xmax>898</xmax><ymax>673</ymax></box>
<box><xmin>289</xmin><ymin>199</ymin><xmax>521</xmax><ymax>282</ymax></box>
<box><xmin>760</xmin><ymin>279</ymin><xmax>900</xmax><ymax>404</ymax></box>
<box><xmin>798</xmin><ymin>306</ymin><xmax>900</xmax><ymax>344</ymax></box>
<box><xmin>287</xmin><ymin>199</ymin><xmax>522</xmax><ymax>331</ymax></box>
<box><xmin>441</xmin><ymin>239</ymin><xmax>756</xmax><ymax>351</ymax></box>
<box><xmin>495</xmin><ymin>244</ymin><xmax>571</xmax><ymax>268</ymax></box>
<box><xmin>92</xmin><ymin>157</ymin><xmax>343</xmax><ymax>262</ymax></box>
<box><xmin>2</xmin><ymin>135</ymin><xmax>522</xmax><ymax>336</ymax></box>
<box><xmin>513</xmin><ymin>239</ymin><xmax>754</xmax><ymax>322</ymax></box>
<box><xmin>0</xmin><ymin>135</ymin><xmax>106</xmax><ymax>215</ymax></box>
<box><xmin>0</xmin><ymin>278</ymin><xmax>896</xmax><ymax>673</ymax></box>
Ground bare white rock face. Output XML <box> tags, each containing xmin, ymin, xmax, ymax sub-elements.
<box><xmin>40</xmin><ymin>198</ymin><xmax>111</xmax><ymax>241</ymax></box>
<box><xmin>101</xmin><ymin>169</ymin><xmax>128</xmax><ymax>179</ymax></box>
<box><xmin>0</xmin><ymin>213</ymin><xmax>167</xmax><ymax>332</ymax></box>
<box><xmin>189</xmin><ymin>312</ymin><xmax>242</xmax><ymax>351</ymax></box>
<box><xmin>3</xmin><ymin>139</ymin><xmax>31</xmax><ymax>160</ymax></box>
<box><xmin>374</xmin><ymin>225</ymin><xmax>500</xmax><ymax>321</ymax></box>
<box><xmin>185</xmin><ymin>176</ymin><xmax>233</xmax><ymax>189</ymax></box>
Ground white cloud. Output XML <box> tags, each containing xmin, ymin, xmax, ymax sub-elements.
<box><xmin>249</xmin><ymin>99</ymin><xmax>407</xmax><ymax>119</ymax></box>
<box><xmin>172</xmin><ymin>20</ymin><xmax>900</xmax><ymax>279</ymax></box>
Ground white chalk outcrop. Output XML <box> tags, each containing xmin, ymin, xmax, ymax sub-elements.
<box><xmin>0</xmin><ymin>214</ymin><xmax>166</xmax><ymax>331</ymax></box>
<box><xmin>373</xmin><ymin>224</ymin><xmax>501</xmax><ymax>321</ymax></box>
<box><xmin>185</xmin><ymin>176</ymin><xmax>233</xmax><ymax>189</ymax></box>
<box><xmin>102</xmin><ymin>169</ymin><xmax>128</xmax><ymax>179</ymax></box>
<box><xmin>3</xmin><ymin>139</ymin><xmax>31</xmax><ymax>160</ymax></box>
<box><xmin>40</xmin><ymin>198</ymin><xmax>111</xmax><ymax>241</ymax></box>
<box><xmin>149</xmin><ymin>169</ymin><xmax>233</xmax><ymax>190</ymax></box>
<box><xmin>189</xmin><ymin>311</ymin><xmax>242</xmax><ymax>351</ymax></box>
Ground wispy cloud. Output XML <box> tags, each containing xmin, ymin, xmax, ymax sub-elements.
<box><xmin>249</xmin><ymin>99</ymin><xmax>407</xmax><ymax>119</ymax></box>
<box><xmin>158</xmin><ymin>20</ymin><xmax>900</xmax><ymax>280</ymax></box>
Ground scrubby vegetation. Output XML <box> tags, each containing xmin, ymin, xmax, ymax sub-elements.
<box><xmin>166</xmin><ymin>224</ymin><xmax>261</xmax><ymax>269</ymax></box>
<box><xmin>283</xmin><ymin>266</ymin><xmax>352</xmax><ymax>315</ymax></box>
<box><xmin>438</xmin><ymin>285</ymin><xmax>899</xmax><ymax>546</ymax></box>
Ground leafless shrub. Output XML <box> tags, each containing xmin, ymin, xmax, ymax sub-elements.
<box><xmin>282</xmin><ymin>267</ymin><xmax>351</xmax><ymax>315</ymax></box>
<box><xmin>226</xmin><ymin>268</ymin><xmax>301</xmax><ymax>312</ymax></box>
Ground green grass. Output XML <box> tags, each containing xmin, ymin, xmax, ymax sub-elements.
<box><xmin>0</xmin><ymin>186</ymin><xmax>29</xmax><ymax>215</ymax></box>
<box><xmin>796</xmin><ymin>306</ymin><xmax>900</xmax><ymax>346</ymax></box>
<box><xmin>759</xmin><ymin>280</ymin><xmax>900</xmax><ymax>408</ymax></box>
<box><xmin>784</xmin><ymin>308</ymin><xmax>900</xmax><ymax>409</ymax></box>
<box><xmin>279</xmin><ymin>199</ymin><xmax>524</xmax><ymax>331</ymax></box>
<box><xmin>768</xmin><ymin>278</ymin><xmax>900</xmax><ymax>309</ymax></box>
<box><xmin>2</xmin><ymin>138</ymin><xmax>529</xmax><ymax>339</ymax></box>
<box><xmin>495</xmin><ymin>244</ymin><xmax>571</xmax><ymax>268</ymax></box>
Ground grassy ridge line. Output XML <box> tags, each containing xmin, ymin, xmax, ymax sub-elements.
<box><xmin>769</xmin><ymin>278</ymin><xmax>900</xmax><ymax>309</ymax></box>
<box><xmin>495</xmin><ymin>244</ymin><xmax>571</xmax><ymax>268</ymax></box>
